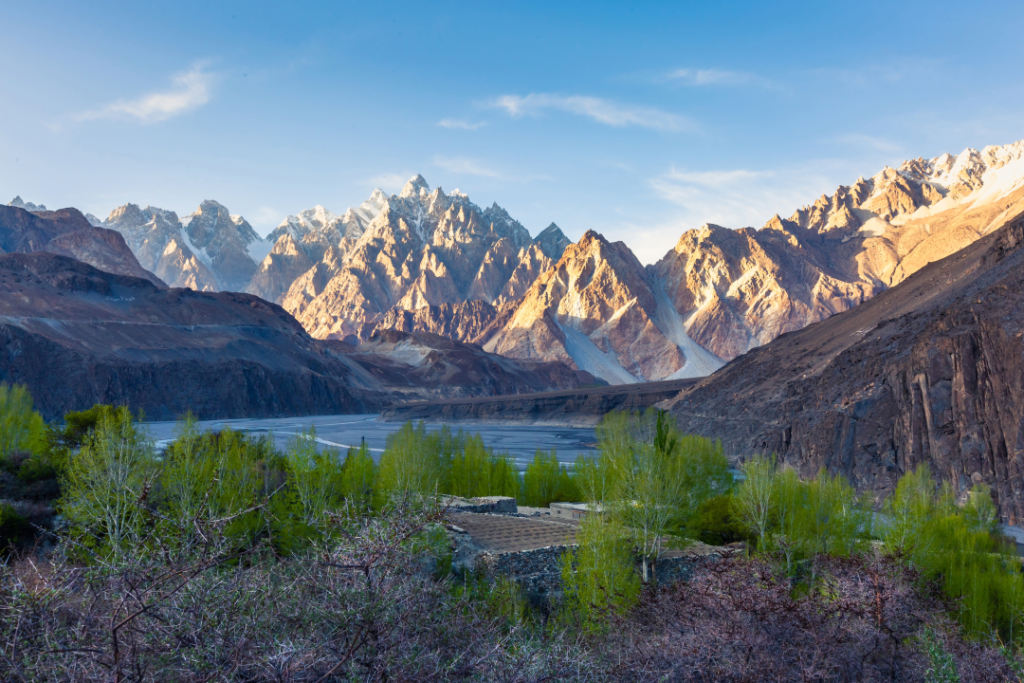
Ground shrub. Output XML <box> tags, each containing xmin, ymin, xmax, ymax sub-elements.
<box><xmin>687</xmin><ymin>494</ymin><xmax>749</xmax><ymax>546</ymax></box>
<box><xmin>0</xmin><ymin>503</ymin><xmax>30</xmax><ymax>552</ymax></box>
<box><xmin>0</xmin><ymin>383</ymin><xmax>47</xmax><ymax>460</ymax></box>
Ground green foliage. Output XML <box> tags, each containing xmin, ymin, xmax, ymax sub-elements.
<box><xmin>880</xmin><ymin>464</ymin><xmax>1024</xmax><ymax>643</ymax></box>
<box><xmin>377</xmin><ymin>422</ymin><xmax>458</xmax><ymax>496</ymax></box>
<box><xmin>60</xmin><ymin>407</ymin><xmax>157</xmax><ymax>560</ymax></box>
<box><xmin>558</xmin><ymin>514</ymin><xmax>641</xmax><ymax>635</ymax></box>
<box><xmin>158</xmin><ymin>417</ymin><xmax>279</xmax><ymax>552</ymax></box>
<box><xmin>687</xmin><ymin>494</ymin><xmax>749</xmax><ymax>546</ymax></box>
<box><xmin>285</xmin><ymin>427</ymin><xmax>345</xmax><ymax>530</ymax></box>
<box><xmin>51</xmin><ymin>404</ymin><xmax>118</xmax><ymax>452</ymax></box>
<box><xmin>733</xmin><ymin>458</ymin><xmax>868</xmax><ymax>572</ymax></box>
<box><xmin>340</xmin><ymin>443</ymin><xmax>377</xmax><ymax>512</ymax></box>
<box><xmin>449</xmin><ymin>434</ymin><xmax>518</xmax><ymax>499</ymax></box>
<box><xmin>921</xmin><ymin>629</ymin><xmax>961</xmax><ymax>683</ymax></box>
<box><xmin>593</xmin><ymin>409</ymin><xmax>732</xmax><ymax>581</ymax></box>
<box><xmin>0</xmin><ymin>383</ymin><xmax>47</xmax><ymax>460</ymax></box>
<box><xmin>520</xmin><ymin>450</ymin><xmax>580</xmax><ymax>507</ymax></box>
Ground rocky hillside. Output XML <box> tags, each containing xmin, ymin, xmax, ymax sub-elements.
<box><xmin>663</xmin><ymin>212</ymin><xmax>1024</xmax><ymax>522</ymax></box>
<box><xmin>0</xmin><ymin>204</ymin><xmax>163</xmax><ymax>286</ymax></box>
<box><xmin>0</xmin><ymin>253</ymin><xmax>592</xmax><ymax>420</ymax></box>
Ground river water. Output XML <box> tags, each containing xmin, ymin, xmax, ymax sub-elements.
<box><xmin>145</xmin><ymin>413</ymin><xmax>598</xmax><ymax>469</ymax></box>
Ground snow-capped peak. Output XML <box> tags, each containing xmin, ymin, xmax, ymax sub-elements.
<box><xmin>8</xmin><ymin>196</ymin><xmax>47</xmax><ymax>212</ymax></box>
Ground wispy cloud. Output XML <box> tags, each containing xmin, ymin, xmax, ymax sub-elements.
<box><xmin>437</xmin><ymin>118</ymin><xmax>486</xmax><ymax>130</ymax></box>
<box><xmin>834</xmin><ymin>133</ymin><xmax>904</xmax><ymax>153</ymax></box>
<box><xmin>649</xmin><ymin>164</ymin><xmax>831</xmax><ymax>231</ymax></box>
<box><xmin>366</xmin><ymin>172</ymin><xmax>414</xmax><ymax>192</ymax></box>
<box><xmin>665</xmin><ymin>68</ymin><xmax>757</xmax><ymax>86</ymax></box>
<box><xmin>490</xmin><ymin>93</ymin><xmax>695</xmax><ymax>132</ymax></box>
<box><xmin>74</xmin><ymin>63</ymin><xmax>215</xmax><ymax>124</ymax></box>
<box><xmin>433</xmin><ymin>155</ymin><xmax>501</xmax><ymax>178</ymax></box>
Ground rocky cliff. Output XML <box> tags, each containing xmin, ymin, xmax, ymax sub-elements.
<box><xmin>664</xmin><ymin>213</ymin><xmax>1024</xmax><ymax>522</ymax></box>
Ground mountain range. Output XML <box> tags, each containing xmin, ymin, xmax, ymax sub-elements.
<box><xmin>16</xmin><ymin>139</ymin><xmax>1021</xmax><ymax>387</ymax></box>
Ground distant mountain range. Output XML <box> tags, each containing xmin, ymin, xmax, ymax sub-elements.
<box><xmin>11</xmin><ymin>139</ymin><xmax>1024</xmax><ymax>387</ymax></box>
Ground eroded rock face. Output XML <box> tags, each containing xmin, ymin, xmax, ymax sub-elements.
<box><xmin>103</xmin><ymin>204</ymin><xmax>218</xmax><ymax>290</ymax></box>
<box><xmin>183</xmin><ymin>200</ymin><xmax>263</xmax><ymax>291</ymax></box>
<box><xmin>0</xmin><ymin>205</ymin><xmax>163</xmax><ymax>286</ymax></box>
<box><xmin>665</xmin><ymin>213</ymin><xmax>1024</xmax><ymax>521</ymax></box>
<box><xmin>486</xmin><ymin>230</ymin><xmax>688</xmax><ymax>384</ymax></box>
<box><xmin>281</xmin><ymin>177</ymin><xmax>543</xmax><ymax>340</ymax></box>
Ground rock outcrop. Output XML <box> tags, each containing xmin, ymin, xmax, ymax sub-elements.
<box><xmin>664</xmin><ymin>212</ymin><xmax>1024</xmax><ymax>522</ymax></box>
<box><xmin>0</xmin><ymin>205</ymin><xmax>163</xmax><ymax>286</ymax></box>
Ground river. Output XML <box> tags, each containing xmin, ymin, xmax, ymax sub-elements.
<box><xmin>145</xmin><ymin>413</ymin><xmax>598</xmax><ymax>469</ymax></box>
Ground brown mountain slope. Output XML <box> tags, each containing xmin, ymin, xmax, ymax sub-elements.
<box><xmin>0</xmin><ymin>253</ymin><xmax>595</xmax><ymax>420</ymax></box>
<box><xmin>0</xmin><ymin>205</ymin><xmax>164</xmax><ymax>286</ymax></box>
<box><xmin>663</xmin><ymin>212</ymin><xmax>1024</xmax><ymax>521</ymax></box>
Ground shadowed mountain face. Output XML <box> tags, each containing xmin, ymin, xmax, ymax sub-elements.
<box><xmin>0</xmin><ymin>253</ymin><xmax>594</xmax><ymax>420</ymax></box>
<box><xmin>664</xmin><ymin>213</ymin><xmax>1024</xmax><ymax>522</ymax></box>
<box><xmin>0</xmin><ymin>205</ymin><xmax>164</xmax><ymax>287</ymax></box>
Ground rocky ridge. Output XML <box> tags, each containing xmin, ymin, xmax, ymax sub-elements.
<box><xmin>0</xmin><ymin>204</ymin><xmax>163</xmax><ymax>287</ymax></box>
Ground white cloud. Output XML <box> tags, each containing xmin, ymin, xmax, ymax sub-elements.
<box><xmin>649</xmin><ymin>164</ymin><xmax>833</xmax><ymax>235</ymax></box>
<box><xmin>665</xmin><ymin>68</ymin><xmax>756</xmax><ymax>86</ymax></box>
<box><xmin>437</xmin><ymin>118</ymin><xmax>486</xmax><ymax>130</ymax></box>
<box><xmin>433</xmin><ymin>155</ymin><xmax>501</xmax><ymax>178</ymax></box>
<box><xmin>366</xmin><ymin>172</ymin><xmax>413</xmax><ymax>192</ymax></box>
<box><xmin>490</xmin><ymin>93</ymin><xmax>695</xmax><ymax>132</ymax></box>
<box><xmin>74</xmin><ymin>63</ymin><xmax>214</xmax><ymax>124</ymax></box>
<box><xmin>833</xmin><ymin>133</ymin><xmax>904</xmax><ymax>153</ymax></box>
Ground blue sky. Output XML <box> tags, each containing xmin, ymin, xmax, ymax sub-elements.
<box><xmin>2</xmin><ymin>0</ymin><xmax>1023</xmax><ymax>263</ymax></box>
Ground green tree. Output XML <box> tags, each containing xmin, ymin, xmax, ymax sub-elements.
<box><xmin>520</xmin><ymin>450</ymin><xmax>579</xmax><ymax>507</ymax></box>
<box><xmin>60</xmin><ymin>407</ymin><xmax>157</xmax><ymax>560</ymax></box>
<box><xmin>0</xmin><ymin>383</ymin><xmax>47</xmax><ymax>460</ymax></box>
<box><xmin>558</xmin><ymin>513</ymin><xmax>640</xmax><ymax>635</ymax></box>
<box><xmin>377</xmin><ymin>422</ymin><xmax>454</xmax><ymax>497</ymax></box>
<box><xmin>285</xmin><ymin>427</ymin><xmax>345</xmax><ymax>530</ymax></box>
<box><xmin>595</xmin><ymin>409</ymin><xmax>731</xmax><ymax>582</ymax></box>
<box><xmin>733</xmin><ymin>455</ymin><xmax>777</xmax><ymax>550</ymax></box>
<box><xmin>341</xmin><ymin>443</ymin><xmax>377</xmax><ymax>512</ymax></box>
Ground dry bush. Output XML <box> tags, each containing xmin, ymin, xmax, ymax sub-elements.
<box><xmin>598</xmin><ymin>553</ymin><xmax>1016</xmax><ymax>683</ymax></box>
<box><xmin>0</xmin><ymin>502</ymin><xmax>597</xmax><ymax>683</ymax></box>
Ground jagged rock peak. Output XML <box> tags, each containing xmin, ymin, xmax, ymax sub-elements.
<box><xmin>8</xmin><ymin>196</ymin><xmax>47</xmax><ymax>212</ymax></box>
<box><xmin>400</xmin><ymin>174</ymin><xmax>430</xmax><ymax>198</ymax></box>
<box><xmin>535</xmin><ymin>222</ymin><xmax>571</xmax><ymax>260</ymax></box>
